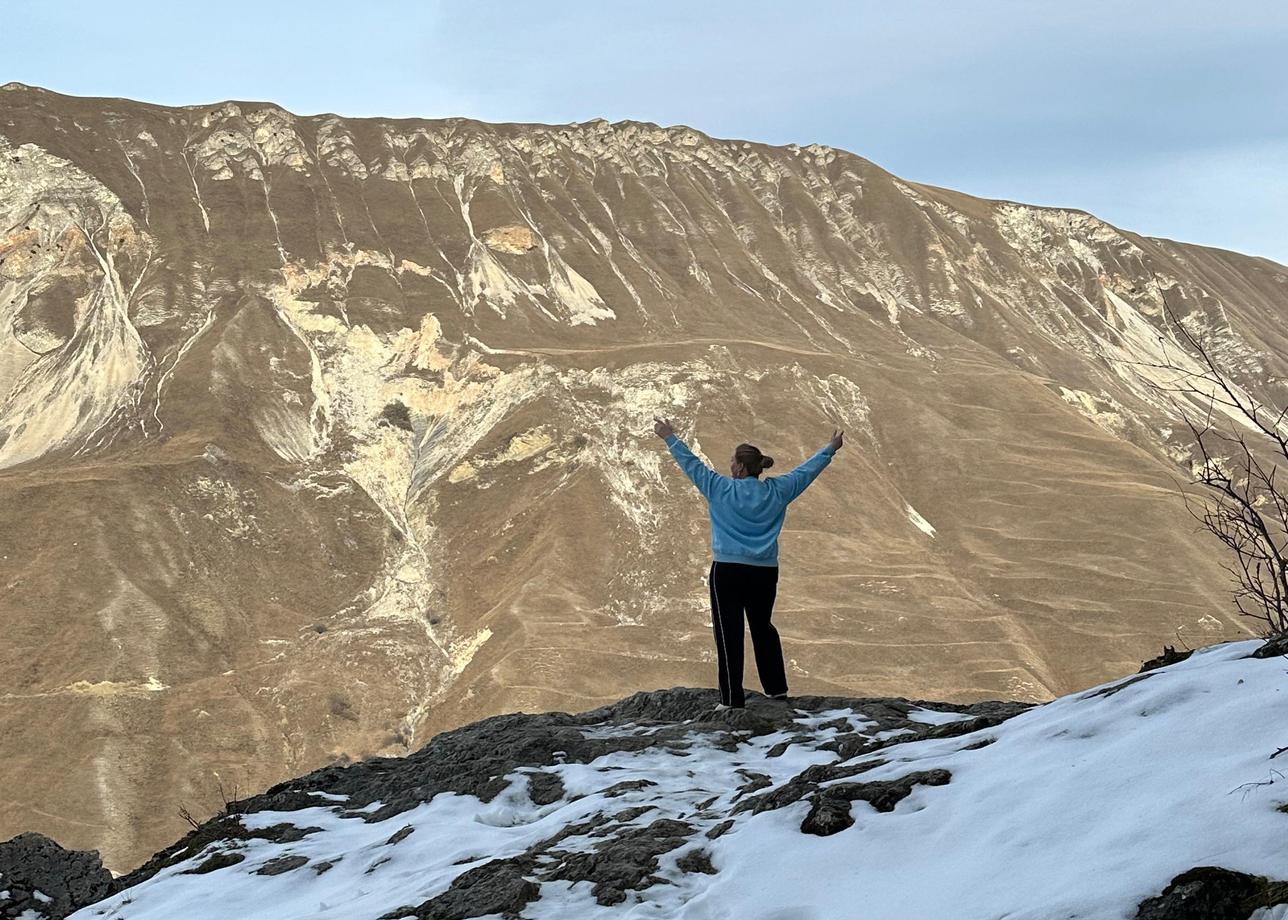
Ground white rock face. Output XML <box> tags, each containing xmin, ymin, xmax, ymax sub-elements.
<box><xmin>0</xmin><ymin>137</ymin><xmax>151</xmax><ymax>467</ymax></box>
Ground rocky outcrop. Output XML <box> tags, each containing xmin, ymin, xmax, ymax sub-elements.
<box><xmin>1250</xmin><ymin>633</ymin><xmax>1288</xmax><ymax>659</ymax></box>
<box><xmin>1140</xmin><ymin>644</ymin><xmax>1195</xmax><ymax>672</ymax></box>
<box><xmin>114</xmin><ymin>686</ymin><xmax>1029</xmax><ymax>894</ymax></box>
<box><xmin>0</xmin><ymin>684</ymin><xmax>1029</xmax><ymax>919</ymax></box>
<box><xmin>76</xmin><ymin>685</ymin><xmax>1028</xmax><ymax>918</ymax></box>
<box><xmin>113</xmin><ymin>817</ymin><xmax>321</xmax><ymax>891</ymax></box>
<box><xmin>25</xmin><ymin>638</ymin><xmax>1288</xmax><ymax>919</ymax></box>
<box><xmin>0</xmin><ymin>833</ymin><xmax>111</xmax><ymax>920</ymax></box>
<box><xmin>1135</xmin><ymin>866</ymin><xmax>1288</xmax><ymax>919</ymax></box>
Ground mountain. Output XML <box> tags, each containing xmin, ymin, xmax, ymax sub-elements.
<box><xmin>8</xmin><ymin>637</ymin><xmax>1287</xmax><ymax>919</ymax></box>
<box><xmin>2</xmin><ymin>82</ymin><xmax>1287</xmax><ymax>872</ymax></box>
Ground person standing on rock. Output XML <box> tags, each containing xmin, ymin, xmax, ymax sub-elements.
<box><xmin>653</xmin><ymin>417</ymin><xmax>843</xmax><ymax>711</ymax></box>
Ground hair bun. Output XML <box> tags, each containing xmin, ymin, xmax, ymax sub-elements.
<box><xmin>761</xmin><ymin>455</ymin><xmax>774</xmax><ymax>469</ymax></box>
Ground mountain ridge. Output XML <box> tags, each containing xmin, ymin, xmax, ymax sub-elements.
<box><xmin>14</xmin><ymin>76</ymin><xmax>1279</xmax><ymax>265</ymax></box>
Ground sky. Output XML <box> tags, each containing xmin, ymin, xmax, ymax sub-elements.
<box><xmin>9</xmin><ymin>1</ymin><xmax>1288</xmax><ymax>264</ymax></box>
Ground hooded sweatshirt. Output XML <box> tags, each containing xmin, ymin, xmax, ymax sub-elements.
<box><xmin>664</xmin><ymin>433</ymin><xmax>836</xmax><ymax>567</ymax></box>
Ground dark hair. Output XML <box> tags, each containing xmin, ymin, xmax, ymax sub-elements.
<box><xmin>735</xmin><ymin>443</ymin><xmax>774</xmax><ymax>478</ymax></box>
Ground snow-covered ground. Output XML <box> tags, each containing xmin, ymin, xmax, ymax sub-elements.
<box><xmin>73</xmin><ymin>638</ymin><xmax>1287</xmax><ymax>920</ymax></box>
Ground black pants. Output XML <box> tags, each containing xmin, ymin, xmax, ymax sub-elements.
<box><xmin>707</xmin><ymin>560</ymin><xmax>787</xmax><ymax>707</ymax></box>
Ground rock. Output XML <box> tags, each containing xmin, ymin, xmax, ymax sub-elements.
<box><xmin>602</xmin><ymin>806</ymin><xmax>656</xmax><ymax>829</ymax></box>
<box><xmin>801</xmin><ymin>796</ymin><xmax>855</xmax><ymax>836</ymax></box>
<box><xmin>827</xmin><ymin>769</ymin><xmax>953</xmax><ymax>814</ymax></box>
<box><xmin>799</xmin><ymin>770</ymin><xmax>952</xmax><ymax>836</ymax></box>
<box><xmin>114</xmin><ymin>817</ymin><xmax>321</xmax><ymax>890</ymax></box>
<box><xmin>705</xmin><ymin>819</ymin><xmax>735</xmax><ymax>840</ymax></box>
<box><xmin>385</xmin><ymin>824</ymin><xmax>414</xmax><ymax>845</ymax></box>
<box><xmin>526</xmin><ymin>770</ymin><xmax>565</xmax><ymax>805</ymax></box>
<box><xmin>0</xmin><ymin>832</ymin><xmax>112</xmax><ymax>920</ymax></box>
<box><xmin>732</xmin><ymin>758</ymin><xmax>886</xmax><ymax>816</ymax></box>
<box><xmin>481</xmin><ymin>225</ymin><xmax>537</xmax><ymax>254</ymax></box>
<box><xmin>544</xmin><ymin>818</ymin><xmax>693</xmax><ymax>906</ymax></box>
<box><xmin>603</xmin><ymin>779</ymin><xmax>658</xmax><ymax>798</ymax></box>
<box><xmin>181</xmin><ymin>850</ymin><xmax>246</xmax><ymax>874</ymax></box>
<box><xmin>377</xmin><ymin>400</ymin><xmax>414</xmax><ymax>431</ymax></box>
<box><xmin>382</xmin><ymin>857</ymin><xmax>540</xmax><ymax>920</ymax></box>
<box><xmin>1134</xmin><ymin>865</ymin><xmax>1288</xmax><ymax>919</ymax></box>
<box><xmin>1251</xmin><ymin>633</ymin><xmax>1288</xmax><ymax>659</ymax></box>
<box><xmin>676</xmin><ymin>848</ymin><xmax>717</xmax><ymax>875</ymax></box>
<box><xmin>194</xmin><ymin>689</ymin><xmax>1007</xmax><ymax>848</ymax></box>
<box><xmin>1140</xmin><ymin>645</ymin><xmax>1194</xmax><ymax>672</ymax></box>
<box><xmin>732</xmin><ymin>769</ymin><xmax>772</xmax><ymax>801</ymax></box>
<box><xmin>255</xmin><ymin>854</ymin><xmax>309</xmax><ymax>875</ymax></box>
<box><xmin>1087</xmin><ymin>673</ymin><xmax>1156</xmax><ymax>699</ymax></box>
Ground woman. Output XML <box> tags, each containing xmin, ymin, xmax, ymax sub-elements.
<box><xmin>653</xmin><ymin>416</ymin><xmax>843</xmax><ymax>710</ymax></box>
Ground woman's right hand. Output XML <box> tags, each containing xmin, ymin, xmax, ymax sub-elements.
<box><xmin>827</xmin><ymin>428</ymin><xmax>844</xmax><ymax>451</ymax></box>
<box><xmin>654</xmin><ymin>416</ymin><xmax>675</xmax><ymax>440</ymax></box>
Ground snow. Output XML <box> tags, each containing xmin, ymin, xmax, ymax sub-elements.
<box><xmin>72</xmin><ymin>639</ymin><xmax>1288</xmax><ymax>920</ymax></box>
<box><xmin>904</xmin><ymin>707</ymin><xmax>972</xmax><ymax>726</ymax></box>
<box><xmin>304</xmin><ymin>791</ymin><xmax>348</xmax><ymax>802</ymax></box>
<box><xmin>788</xmin><ymin>708</ymin><xmax>876</xmax><ymax>733</ymax></box>
<box><xmin>905</xmin><ymin>503</ymin><xmax>937</xmax><ymax>537</ymax></box>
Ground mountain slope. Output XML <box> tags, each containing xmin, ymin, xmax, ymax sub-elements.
<box><xmin>48</xmin><ymin>638</ymin><xmax>1288</xmax><ymax>920</ymax></box>
<box><xmin>1</xmin><ymin>82</ymin><xmax>1287</xmax><ymax>869</ymax></box>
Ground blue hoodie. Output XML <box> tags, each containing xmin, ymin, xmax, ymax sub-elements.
<box><xmin>664</xmin><ymin>433</ymin><xmax>836</xmax><ymax>567</ymax></box>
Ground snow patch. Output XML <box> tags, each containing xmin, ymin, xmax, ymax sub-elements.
<box><xmin>905</xmin><ymin>503</ymin><xmax>936</xmax><ymax>537</ymax></box>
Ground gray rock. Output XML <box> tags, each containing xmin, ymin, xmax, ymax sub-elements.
<box><xmin>544</xmin><ymin>818</ymin><xmax>694</xmax><ymax>906</ymax></box>
<box><xmin>1251</xmin><ymin>634</ymin><xmax>1288</xmax><ymax>659</ymax></box>
<box><xmin>800</xmin><ymin>796</ymin><xmax>855</xmax><ymax>837</ymax></box>
<box><xmin>255</xmin><ymin>854</ymin><xmax>309</xmax><ymax>875</ymax></box>
<box><xmin>0</xmin><ymin>832</ymin><xmax>111</xmax><ymax>920</ymax></box>
<box><xmin>822</xmin><ymin>769</ymin><xmax>953</xmax><ymax>814</ymax></box>
<box><xmin>1087</xmin><ymin>673</ymin><xmax>1156</xmax><ymax>699</ymax></box>
<box><xmin>705</xmin><ymin>819</ymin><xmax>735</xmax><ymax>840</ymax></box>
<box><xmin>1140</xmin><ymin>645</ymin><xmax>1194</xmax><ymax>672</ymax></box>
<box><xmin>731</xmin><ymin>758</ymin><xmax>886</xmax><ymax>816</ymax></box>
<box><xmin>385</xmin><ymin>825</ymin><xmax>414</xmax><ymax>846</ymax></box>
<box><xmin>1134</xmin><ymin>865</ymin><xmax>1288</xmax><ymax>919</ymax></box>
<box><xmin>603</xmin><ymin>779</ymin><xmax>658</xmax><ymax>798</ymax></box>
<box><xmin>181</xmin><ymin>851</ymin><xmax>245</xmax><ymax>874</ymax></box>
<box><xmin>114</xmin><ymin>817</ymin><xmax>320</xmax><ymax>890</ymax></box>
<box><xmin>525</xmin><ymin>770</ymin><xmax>565</xmax><ymax>805</ymax></box>
<box><xmin>800</xmin><ymin>769</ymin><xmax>953</xmax><ymax>836</ymax></box>
<box><xmin>676</xmin><ymin>848</ymin><xmax>717</xmax><ymax>875</ymax></box>
<box><xmin>732</xmin><ymin>770</ymin><xmax>772</xmax><ymax>802</ymax></box>
<box><xmin>381</xmin><ymin>857</ymin><xmax>540</xmax><ymax>920</ymax></box>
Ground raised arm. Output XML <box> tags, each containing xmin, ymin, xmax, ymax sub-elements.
<box><xmin>654</xmin><ymin>416</ymin><xmax>721</xmax><ymax>501</ymax></box>
<box><xmin>773</xmin><ymin>428</ymin><xmax>844</xmax><ymax>504</ymax></box>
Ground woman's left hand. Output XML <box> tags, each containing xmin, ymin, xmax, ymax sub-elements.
<box><xmin>653</xmin><ymin>416</ymin><xmax>675</xmax><ymax>440</ymax></box>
